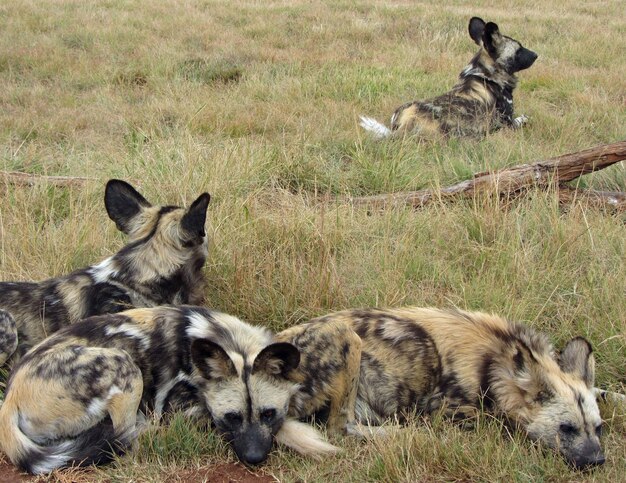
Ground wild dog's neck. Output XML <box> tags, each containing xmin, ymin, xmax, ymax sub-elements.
<box><xmin>89</xmin><ymin>240</ymin><xmax>207</xmax><ymax>305</ymax></box>
<box><xmin>458</xmin><ymin>56</ymin><xmax>516</xmax><ymax>123</ymax></box>
<box><xmin>481</xmin><ymin>324</ymin><xmax>555</xmax><ymax>424</ymax></box>
<box><xmin>460</xmin><ymin>51</ymin><xmax>518</xmax><ymax>90</ymax></box>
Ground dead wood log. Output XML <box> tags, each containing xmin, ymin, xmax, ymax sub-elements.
<box><xmin>350</xmin><ymin>140</ymin><xmax>626</xmax><ymax>212</ymax></box>
<box><xmin>1</xmin><ymin>171</ymin><xmax>94</xmax><ymax>188</ymax></box>
<box><xmin>558</xmin><ymin>186</ymin><xmax>626</xmax><ymax>212</ymax></box>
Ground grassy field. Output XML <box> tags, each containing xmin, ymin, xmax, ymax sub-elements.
<box><xmin>1</xmin><ymin>0</ymin><xmax>625</xmax><ymax>481</ymax></box>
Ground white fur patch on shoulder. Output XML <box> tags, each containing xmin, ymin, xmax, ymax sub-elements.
<box><xmin>359</xmin><ymin>116</ymin><xmax>392</xmax><ymax>139</ymax></box>
<box><xmin>105</xmin><ymin>324</ymin><xmax>150</xmax><ymax>350</ymax></box>
<box><xmin>89</xmin><ymin>257</ymin><xmax>119</xmax><ymax>283</ymax></box>
<box><xmin>186</xmin><ymin>311</ymin><xmax>211</xmax><ymax>339</ymax></box>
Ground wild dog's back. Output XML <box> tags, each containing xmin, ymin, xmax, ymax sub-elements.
<box><xmin>344</xmin><ymin>307</ymin><xmax>544</xmax><ymax>419</ymax></box>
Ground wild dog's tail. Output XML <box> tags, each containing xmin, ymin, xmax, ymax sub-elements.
<box><xmin>0</xmin><ymin>407</ymin><xmax>135</xmax><ymax>475</ymax></box>
<box><xmin>275</xmin><ymin>419</ymin><xmax>340</xmax><ymax>459</ymax></box>
<box><xmin>359</xmin><ymin>116</ymin><xmax>392</xmax><ymax>139</ymax></box>
<box><xmin>0</xmin><ymin>309</ymin><xmax>18</xmax><ymax>366</ymax></box>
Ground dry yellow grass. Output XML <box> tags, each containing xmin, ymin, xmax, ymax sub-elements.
<box><xmin>1</xmin><ymin>0</ymin><xmax>625</xmax><ymax>481</ymax></box>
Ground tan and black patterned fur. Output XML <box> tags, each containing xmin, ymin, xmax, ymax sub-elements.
<box><xmin>0</xmin><ymin>306</ymin><xmax>337</xmax><ymax>474</ymax></box>
<box><xmin>360</xmin><ymin>17</ymin><xmax>537</xmax><ymax>139</ymax></box>
<box><xmin>0</xmin><ymin>180</ymin><xmax>210</xmax><ymax>366</ymax></box>
<box><xmin>292</xmin><ymin>307</ymin><xmax>617</xmax><ymax>470</ymax></box>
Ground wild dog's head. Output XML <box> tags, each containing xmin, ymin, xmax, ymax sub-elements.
<box><xmin>191</xmin><ymin>338</ymin><xmax>300</xmax><ymax>465</ymax></box>
<box><xmin>506</xmin><ymin>337</ymin><xmax>604</xmax><ymax>469</ymax></box>
<box><xmin>103</xmin><ymin>180</ymin><xmax>211</xmax><ymax>304</ymax></box>
<box><xmin>105</xmin><ymin>179</ymin><xmax>210</xmax><ymax>247</ymax></box>
<box><xmin>468</xmin><ymin>17</ymin><xmax>537</xmax><ymax>75</ymax></box>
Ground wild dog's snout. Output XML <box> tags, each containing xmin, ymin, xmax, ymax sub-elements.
<box><xmin>569</xmin><ymin>441</ymin><xmax>605</xmax><ymax>470</ymax></box>
<box><xmin>515</xmin><ymin>47</ymin><xmax>538</xmax><ymax>71</ymax></box>
<box><xmin>232</xmin><ymin>424</ymin><xmax>273</xmax><ymax>466</ymax></box>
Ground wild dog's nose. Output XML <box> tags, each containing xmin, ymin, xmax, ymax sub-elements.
<box><xmin>241</xmin><ymin>448</ymin><xmax>267</xmax><ymax>466</ymax></box>
<box><xmin>571</xmin><ymin>447</ymin><xmax>605</xmax><ymax>470</ymax></box>
<box><xmin>573</xmin><ymin>454</ymin><xmax>605</xmax><ymax>470</ymax></box>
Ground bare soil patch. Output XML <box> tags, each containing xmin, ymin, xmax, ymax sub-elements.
<box><xmin>165</xmin><ymin>463</ymin><xmax>276</xmax><ymax>483</ymax></box>
<box><xmin>0</xmin><ymin>458</ymin><xmax>33</xmax><ymax>483</ymax></box>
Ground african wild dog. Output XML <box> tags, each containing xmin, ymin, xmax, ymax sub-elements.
<box><xmin>282</xmin><ymin>307</ymin><xmax>623</xmax><ymax>470</ymax></box>
<box><xmin>359</xmin><ymin>17</ymin><xmax>537</xmax><ymax>139</ymax></box>
<box><xmin>0</xmin><ymin>306</ymin><xmax>338</xmax><ymax>474</ymax></box>
<box><xmin>0</xmin><ymin>180</ymin><xmax>210</xmax><ymax>366</ymax></box>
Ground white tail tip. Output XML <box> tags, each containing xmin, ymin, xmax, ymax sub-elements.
<box><xmin>359</xmin><ymin>115</ymin><xmax>392</xmax><ymax>139</ymax></box>
<box><xmin>275</xmin><ymin>419</ymin><xmax>340</xmax><ymax>459</ymax></box>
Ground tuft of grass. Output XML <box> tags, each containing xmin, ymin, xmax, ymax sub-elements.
<box><xmin>178</xmin><ymin>58</ymin><xmax>243</xmax><ymax>85</ymax></box>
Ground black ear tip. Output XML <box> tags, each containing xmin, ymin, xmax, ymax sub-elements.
<box><xmin>106</xmin><ymin>179</ymin><xmax>131</xmax><ymax>192</ymax></box>
<box><xmin>191</xmin><ymin>193</ymin><xmax>211</xmax><ymax>210</ymax></box>
<box><xmin>564</xmin><ymin>336</ymin><xmax>593</xmax><ymax>353</ymax></box>
<box><xmin>485</xmin><ymin>21</ymin><xmax>499</xmax><ymax>33</ymax></box>
<box><xmin>200</xmin><ymin>193</ymin><xmax>211</xmax><ymax>205</ymax></box>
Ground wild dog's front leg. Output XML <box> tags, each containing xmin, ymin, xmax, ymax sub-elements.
<box><xmin>0</xmin><ymin>310</ymin><xmax>18</xmax><ymax>366</ymax></box>
<box><xmin>276</xmin><ymin>318</ymin><xmax>362</xmax><ymax>435</ymax></box>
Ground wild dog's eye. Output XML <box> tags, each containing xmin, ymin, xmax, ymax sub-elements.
<box><xmin>595</xmin><ymin>424</ymin><xmax>602</xmax><ymax>437</ymax></box>
<box><xmin>559</xmin><ymin>423</ymin><xmax>578</xmax><ymax>436</ymax></box>
<box><xmin>260</xmin><ymin>408</ymin><xmax>276</xmax><ymax>423</ymax></box>
<box><xmin>224</xmin><ymin>412</ymin><xmax>243</xmax><ymax>427</ymax></box>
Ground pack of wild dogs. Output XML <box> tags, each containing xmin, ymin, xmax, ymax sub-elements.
<box><xmin>0</xmin><ymin>16</ymin><xmax>623</xmax><ymax>476</ymax></box>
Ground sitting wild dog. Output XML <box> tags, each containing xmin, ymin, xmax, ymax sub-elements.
<box><xmin>359</xmin><ymin>17</ymin><xmax>538</xmax><ymax>139</ymax></box>
<box><xmin>281</xmin><ymin>308</ymin><xmax>623</xmax><ymax>470</ymax></box>
<box><xmin>0</xmin><ymin>306</ymin><xmax>338</xmax><ymax>474</ymax></box>
<box><xmin>0</xmin><ymin>180</ymin><xmax>210</xmax><ymax>366</ymax></box>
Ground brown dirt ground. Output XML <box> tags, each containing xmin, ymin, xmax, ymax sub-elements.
<box><xmin>164</xmin><ymin>463</ymin><xmax>276</xmax><ymax>483</ymax></box>
<box><xmin>0</xmin><ymin>458</ymin><xmax>33</xmax><ymax>483</ymax></box>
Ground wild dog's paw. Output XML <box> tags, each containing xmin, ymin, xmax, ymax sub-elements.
<box><xmin>513</xmin><ymin>114</ymin><xmax>529</xmax><ymax>128</ymax></box>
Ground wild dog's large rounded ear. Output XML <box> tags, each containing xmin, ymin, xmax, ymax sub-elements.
<box><xmin>105</xmin><ymin>180</ymin><xmax>152</xmax><ymax>234</ymax></box>
<box><xmin>482</xmin><ymin>21</ymin><xmax>502</xmax><ymax>57</ymax></box>
<box><xmin>181</xmin><ymin>193</ymin><xmax>211</xmax><ymax>240</ymax></box>
<box><xmin>558</xmin><ymin>337</ymin><xmax>595</xmax><ymax>389</ymax></box>
<box><xmin>252</xmin><ymin>342</ymin><xmax>300</xmax><ymax>378</ymax></box>
<box><xmin>468</xmin><ymin>17</ymin><xmax>486</xmax><ymax>45</ymax></box>
<box><xmin>191</xmin><ymin>338</ymin><xmax>236</xmax><ymax>381</ymax></box>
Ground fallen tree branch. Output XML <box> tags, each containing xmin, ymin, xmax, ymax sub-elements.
<box><xmin>350</xmin><ymin>141</ymin><xmax>626</xmax><ymax>212</ymax></box>
<box><xmin>558</xmin><ymin>186</ymin><xmax>626</xmax><ymax>212</ymax></box>
<box><xmin>0</xmin><ymin>171</ymin><xmax>95</xmax><ymax>187</ymax></box>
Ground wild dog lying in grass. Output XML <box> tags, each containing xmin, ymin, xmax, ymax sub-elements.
<box><xmin>359</xmin><ymin>17</ymin><xmax>537</xmax><ymax>139</ymax></box>
<box><xmin>0</xmin><ymin>306</ymin><xmax>339</xmax><ymax>474</ymax></box>
<box><xmin>281</xmin><ymin>307</ymin><xmax>624</xmax><ymax>470</ymax></box>
<box><xmin>0</xmin><ymin>180</ymin><xmax>210</xmax><ymax>366</ymax></box>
